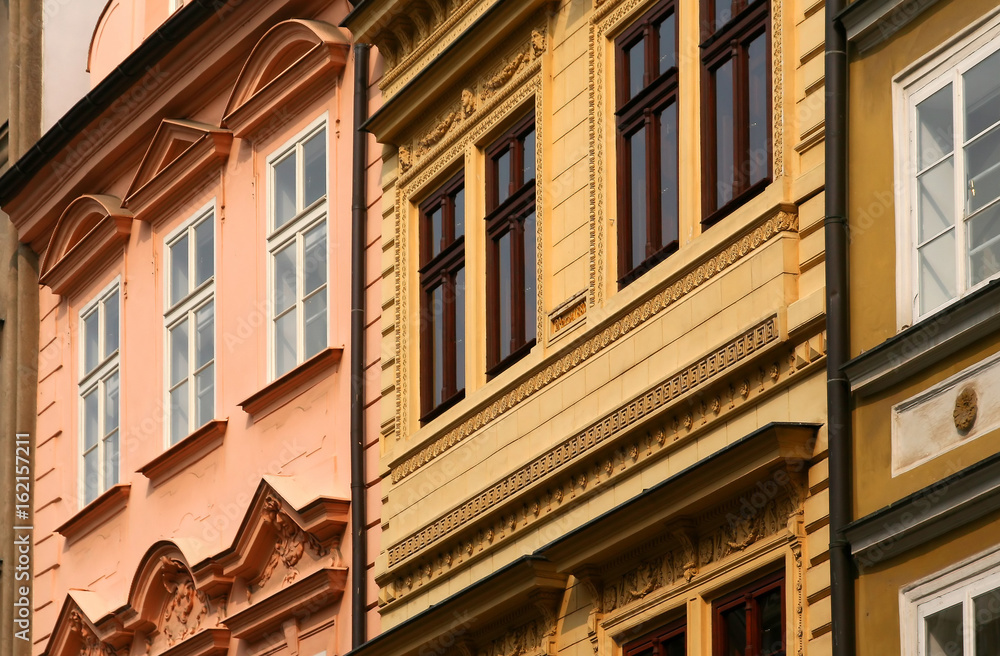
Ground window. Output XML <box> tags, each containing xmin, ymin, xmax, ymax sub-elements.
<box><xmin>903</xmin><ymin>549</ymin><xmax>1000</xmax><ymax>656</ymax></box>
<box><xmin>165</xmin><ymin>207</ymin><xmax>215</xmax><ymax>445</ymax></box>
<box><xmin>713</xmin><ymin>570</ymin><xmax>784</xmax><ymax>656</ymax></box>
<box><xmin>899</xmin><ymin>34</ymin><xmax>1000</xmax><ymax>320</ymax></box>
<box><xmin>79</xmin><ymin>281</ymin><xmax>121</xmax><ymax>506</ymax></box>
<box><xmin>170</xmin><ymin>0</ymin><xmax>183</xmax><ymax>11</ymax></box>
<box><xmin>700</xmin><ymin>0</ymin><xmax>770</xmax><ymax>224</ymax></box>
<box><xmin>486</xmin><ymin>112</ymin><xmax>537</xmax><ymax>375</ymax></box>
<box><xmin>268</xmin><ymin>119</ymin><xmax>328</xmax><ymax>379</ymax></box>
<box><xmin>625</xmin><ymin>620</ymin><xmax>686</xmax><ymax>656</ymax></box>
<box><xmin>615</xmin><ymin>0</ymin><xmax>679</xmax><ymax>286</ymax></box>
<box><xmin>419</xmin><ymin>172</ymin><xmax>466</xmax><ymax>421</ymax></box>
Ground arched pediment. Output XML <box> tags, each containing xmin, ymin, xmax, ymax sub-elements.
<box><xmin>222</xmin><ymin>20</ymin><xmax>349</xmax><ymax>137</ymax></box>
<box><xmin>123</xmin><ymin>119</ymin><xmax>232</xmax><ymax>217</ymax></box>
<box><xmin>88</xmin><ymin>0</ymin><xmax>137</xmax><ymax>86</ymax></box>
<box><xmin>40</xmin><ymin>195</ymin><xmax>133</xmax><ymax>297</ymax></box>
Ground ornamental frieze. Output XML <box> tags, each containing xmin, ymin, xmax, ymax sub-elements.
<box><xmin>377</xmin><ymin>328</ymin><xmax>826</xmax><ymax>608</ymax></box>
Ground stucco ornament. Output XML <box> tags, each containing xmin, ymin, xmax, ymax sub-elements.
<box><xmin>256</xmin><ymin>496</ymin><xmax>330</xmax><ymax>589</ymax></box>
<box><xmin>160</xmin><ymin>557</ymin><xmax>210</xmax><ymax>646</ymax></box>
<box><xmin>954</xmin><ymin>387</ymin><xmax>978</xmax><ymax>432</ymax></box>
<box><xmin>69</xmin><ymin>611</ymin><xmax>116</xmax><ymax>656</ymax></box>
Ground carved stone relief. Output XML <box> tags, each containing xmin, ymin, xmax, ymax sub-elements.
<box><xmin>69</xmin><ymin>611</ymin><xmax>116</xmax><ymax>656</ymax></box>
<box><xmin>255</xmin><ymin>496</ymin><xmax>332</xmax><ymax>592</ymax></box>
<box><xmin>159</xmin><ymin>557</ymin><xmax>211</xmax><ymax>646</ymax></box>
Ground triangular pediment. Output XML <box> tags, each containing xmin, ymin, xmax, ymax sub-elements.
<box><xmin>223</xmin><ymin>20</ymin><xmax>349</xmax><ymax>137</ymax></box>
<box><xmin>123</xmin><ymin>120</ymin><xmax>232</xmax><ymax>217</ymax></box>
<box><xmin>39</xmin><ymin>195</ymin><xmax>133</xmax><ymax>296</ymax></box>
<box><xmin>44</xmin><ymin>595</ymin><xmax>120</xmax><ymax>656</ymax></box>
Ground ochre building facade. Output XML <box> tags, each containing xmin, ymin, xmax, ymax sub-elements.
<box><xmin>345</xmin><ymin>0</ymin><xmax>833</xmax><ymax>654</ymax></box>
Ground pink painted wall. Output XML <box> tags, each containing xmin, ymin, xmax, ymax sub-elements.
<box><xmin>18</xmin><ymin>1</ymin><xmax>382</xmax><ymax>654</ymax></box>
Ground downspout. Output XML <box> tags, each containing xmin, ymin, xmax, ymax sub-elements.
<box><xmin>350</xmin><ymin>42</ymin><xmax>371</xmax><ymax>650</ymax></box>
<box><xmin>825</xmin><ymin>1</ymin><xmax>854</xmax><ymax>655</ymax></box>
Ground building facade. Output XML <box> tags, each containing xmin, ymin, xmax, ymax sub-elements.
<box><xmin>345</xmin><ymin>0</ymin><xmax>833</xmax><ymax>654</ymax></box>
<box><xmin>840</xmin><ymin>0</ymin><xmax>1000</xmax><ymax>653</ymax></box>
<box><xmin>0</xmin><ymin>2</ymin><xmax>382</xmax><ymax>656</ymax></box>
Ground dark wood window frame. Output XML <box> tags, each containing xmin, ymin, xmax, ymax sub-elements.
<box><xmin>419</xmin><ymin>172</ymin><xmax>466</xmax><ymax>423</ymax></box>
<box><xmin>700</xmin><ymin>0</ymin><xmax>772</xmax><ymax>226</ymax></box>
<box><xmin>712</xmin><ymin>569</ymin><xmax>785</xmax><ymax>656</ymax></box>
<box><xmin>615</xmin><ymin>0</ymin><xmax>681</xmax><ymax>289</ymax></box>
<box><xmin>624</xmin><ymin>618</ymin><xmax>686</xmax><ymax>656</ymax></box>
<box><xmin>486</xmin><ymin>111</ymin><xmax>537</xmax><ymax>378</ymax></box>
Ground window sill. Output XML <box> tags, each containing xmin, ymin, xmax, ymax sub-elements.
<box><xmin>55</xmin><ymin>483</ymin><xmax>130</xmax><ymax>544</ymax></box>
<box><xmin>136</xmin><ymin>419</ymin><xmax>228</xmax><ymax>486</ymax></box>
<box><xmin>239</xmin><ymin>347</ymin><xmax>343</xmax><ymax>416</ymax></box>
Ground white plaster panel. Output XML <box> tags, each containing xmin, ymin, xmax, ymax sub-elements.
<box><xmin>892</xmin><ymin>350</ymin><xmax>1000</xmax><ymax>476</ymax></box>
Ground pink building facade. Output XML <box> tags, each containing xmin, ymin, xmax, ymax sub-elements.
<box><xmin>0</xmin><ymin>1</ymin><xmax>382</xmax><ymax>655</ymax></box>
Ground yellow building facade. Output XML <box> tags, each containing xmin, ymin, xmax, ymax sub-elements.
<box><xmin>345</xmin><ymin>0</ymin><xmax>833</xmax><ymax>654</ymax></box>
<box><xmin>841</xmin><ymin>0</ymin><xmax>1000</xmax><ymax>653</ymax></box>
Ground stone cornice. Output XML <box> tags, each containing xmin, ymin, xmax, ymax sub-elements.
<box><xmin>136</xmin><ymin>420</ymin><xmax>228</xmax><ymax>486</ymax></box>
<box><xmin>389</xmin><ymin>206</ymin><xmax>798</xmax><ymax>484</ymax></box>
<box><xmin>838</xmin><ymin>0</ymin><xmax>944</xmax><ymax>52</ymax></box>
<box><xmin>55</xmin><ymin>484</ymin><xmax>131</xmax><ymax>544</ymax></box>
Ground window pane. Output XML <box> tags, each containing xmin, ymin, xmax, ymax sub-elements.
<box><xmin>104</xmin><ymin>372</ymin><xmax>119</xmax><ymax>433</ymax></box>
<box><xmin>918</xmin><ymin>84</ymin><xmax>954</xmax><ymax>170</ymax></box>
<box><xmin>660</xmin><ymin>103</ymin><xmax>679</xmax><ymax>247</ymax></box>
<box><xmin>304</xmin><ymin>292</ymin><xmax>328</xmax><ymax>360</ymax></box>
<box><xmin>748</xmin><ymin>33</ymin><xmax>768</xmax><ymax>186</ymax></box>
<box><xmin>84</xmin><ymin>310</ymin><xmax>99</xmax><ymax>373</ymax></box>
<box><xmin>715</xmin><ymin>0</ymin><xmax>732</xmax><ymax>31</ymax></box>
<box><xmin>274</xmin><ymin>154</ymin><xmax>297</xmax><ymax>228</ymax></box>
<box><xmin>965</xmin><ymin>49</ymin><xmax>1000</xmax><ymax>140</ymax></box>
<box><xmin>84</xmin><ymin>450</ymin><xmax>98</xmax><ymax>504</ymax></box>
<box><xmin>966</xmin><ymin>125</ymin><xmax>1000</xmax><ymax>215</ymax></box>
<box><xmin>429</xmin><ymin>206</ymin><xmax>443</xmax><ymax>259</ymax></box>
<box><xmin>627</xmin><ymin>39</ymin><xmax>644</xmax><ymax>99</ymax></box>
<box><xmin>975</xmin><ymin>586</ymin><xmax>1000</xmax><ymax>656</ymax></box>
<box><xmin>195</xmin><ymin>304</ymin><xmax>214</xmax><ymax>370</ymax></box>
<box><xmin>658</xmin><ymin>14</ymin><xmax>675</xmax><ymax>74</ymax></box>
<box><xmin>497</xmin><ymin>149</ymin><xmax>512</xmax><ymax>205</ymax></box>
<box><xmin>83</xmin><ymin>389</ymin><xmax>99</xmax><ymax>450</ymax></box>
<box><xmin>663</xmin><ymin>635</ymin><xmax>685</xmax><ymax>656</ymax></box>
<box><xmin>170</xmin><ymin>382</ymin><xmax>189</xmax><ymax>444</ymax></box>
<box><xmin>431</xmin><ymin>285</ymin><xmax>445</xmax><ymax>407</ymax></box>
<box><xmin>103</xmin><ymin>431</ymin><xmax>119</xmax><ymax>488</ymax></box>
<box><xmin>759</xmin><ymin>589</ymin><xmax>783</xmax><ymax>655</ymax></box>
<box><xmin>968</xmin><ymin>202</ymin><xmax>1000</xmax><ymax>287</ymax></box>
<box><xmin>195</xmin><ymin>217</ymin><xmax>213</xmax><ymax>286</ymax></box>
<box><xmin>721</xmin><ymin>607</ymin><xmax>747</xmax><ymax>656</ymax></box>
<box><xmin>169</xmin><ymin>320</ymin><xmax>189</xmax><ymax>387</ymax></box>
<box><xmin>274</xmin><ymin>244</ymin><xmax>297</xmax><ymax>314</ymax></box>
<box><xmin>196</xmin><ymin>363</ymin><xmax>214</xmax><ymax>428</ymax></box>
<box><xmin>714</xmin><ymin>59</ymin><xmax>735</xmax><ymax>208</ymax></box>
<box><xmin>275</xmin><ymin>310</ymin><xmax>297</xmax><ymax>377</ymax></box>
<box><xmin>304</xmin><ymin>223</ymin><xmax>327</xmax><ymax>295</ymax></box>
<box><xmin>918</xmin><ymin>157</ymin><xmax>955</xmax><ymax>242</ymax></box>
<box><xmin>303</xmin><ymin>128</ymin><xmax>327</xmax><ymax>207</ymax></box>
<box><xmin>453</xmin><ymin>187</ymin><xmax>465</xmax><ymax>240</ymax></box>
<box><xmin>170</xmin><ymin>234</ymin><xmax>190</xmax><ymax>306</ymax></box>
<box><xmin>523</xmin><ymin>130</ymin><xmax>536</xmax><ymax>182</ymax></box>
<box><xmin>925</xmin><ymin>603</ymin><xmax>964</xmax><ymax>656</ymax></box>
<box><xmin>455</xmin><ymin>268</ymin><xmax>465</xmax><ymax>393</ymax></box>
<box><xmin>524</xmin><ymin>212</ymin><xmax>537</xmax><ymax>343</ymax></box>
<box><xmin>104</xmin><ymin>290</ymin><xmax>119</xmax><ymax>357</ymax></box>
<box><xmin>629</xmin><ymin>126</ymin><xmax>648</xmax><ymax>267</ymax></box>
<box><xmin>919</xmin><ymin>230</ymin><xmax>957</xmax><ymax>315</ymax></box>
<box><xmin>498</xmin><ymin>230</ymin><xmax>512</xmax><ymax>361</ymax></box>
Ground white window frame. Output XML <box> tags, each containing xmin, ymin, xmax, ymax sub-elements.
<box><xmin>78</xmin><ymin>277</ymin><xmax>122</xmax><ymax>507</ymax></box>
<box><xmin>170</xmin><ymin>0</ymin><xmax>183</xmax><ymax>12</ymax></box>
<box><xmin>163</xmin><ymin>202</ymin><xmax>216</xmax><ymax>446</ymax></box>
<box><xmin>893</xmin><ymin>8</ymin><xmax>1000</xmax><ymax>329</ymax></box>
<box><xmin>901</xmin><ymin>544</ymin><xmax>1000</xmax><ymax>656</ymax></box>
<box><xmin>266</xmin><ymin>114</ymin><xmax>330</xmax><ymax>381</ymax></box>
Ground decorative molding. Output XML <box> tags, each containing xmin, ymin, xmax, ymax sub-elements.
<box><xmin>954</xmin><ymin>387</ymin><xmax>978</xmax><ymax>432</ymax></box>
<box><xmin>549</xmin><ymin>294</ymin><xmax>587</xmax><ymax>339</ymax></box>
<box><xmin>238</xmin><ymin>347</ymin><xmax>343</xmax><ymax>416</ymax></box>
<box><xmin>160</xmin><ymin>558</ymin><xmax>212</xmax><ymax>646</ymax></box>
<box><xmin>390</xmin><ymin>207</ymin><xmax>798</xmax><ymax>483</ymax></box>
<box><xmin>55</xmin><ymin>483</ymin><xmax>131</xmax><ymax>543</ymax></box>
<box><xmin>377</xmin><ymin>330</ymin><xmax>827</xmax><ymax>608</ymax></box>
<box><xmin>136</xmin><ymin>420</ymin><xmax>227</xmax><ymax>486</ymax></box>
<box><xmin>69</xmin><ymin>611</ymin><xmax>116</xmax><ymax>656</ymax></box>
<box><xmin>253</xmin><ymin>496</ymin><xmax>332</xmax><ymax>593</ymax></box>
<box><xmin>772</xmin><ymin>0</ymin><xmax>785</xmax><ymax>178</ymax></box>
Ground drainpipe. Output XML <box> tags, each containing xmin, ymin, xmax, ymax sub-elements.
<box><xmin>825</xmin><ymin>1</ymin><xmax>854</xmax><ymax>655</ymax></box>
<box><xmin>350</xmin><ymin>42</ymin><xmax>371</xmax><ymax>650</ymax></box>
